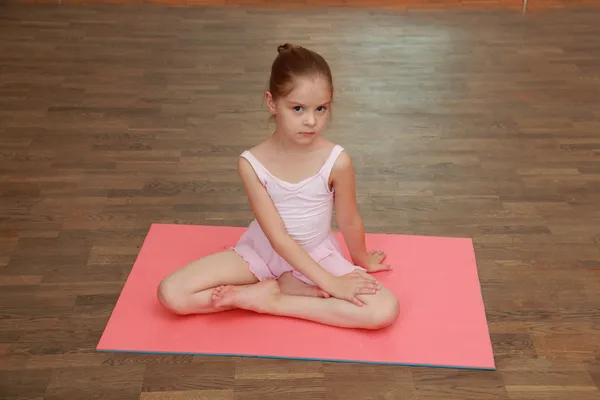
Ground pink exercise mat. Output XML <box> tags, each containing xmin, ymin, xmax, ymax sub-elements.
<box><xmin>97</xmin><ymin>223</ymin><xmax>495</xmax><ymax>370</ymax></box>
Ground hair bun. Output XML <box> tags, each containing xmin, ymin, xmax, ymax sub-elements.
<box><xmin>277</xmin><ymin>43</ymin><xmax>293</xmax><ymax>53</ymax></box>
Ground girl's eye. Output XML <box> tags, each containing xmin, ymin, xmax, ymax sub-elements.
<box><xmin>292</xmin><ymin>105</ymin><xmax>327</xmax><ymax>112</ymax></box>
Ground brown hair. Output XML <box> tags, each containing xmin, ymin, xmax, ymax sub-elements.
<box><xmin>268</xmin><ymin>43</ymin><xmax>333</xmax><ymax>100</ymax></box>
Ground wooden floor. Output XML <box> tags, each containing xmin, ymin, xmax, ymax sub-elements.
<box><xmin>13</xmin><ymin>0</ymin><xmax>600</xmax><ymax>12</ymax></box>
<box><xmin>1</xmin><ymin>1</ymin><xmax>600</xmax><ymax>399</ymax></box>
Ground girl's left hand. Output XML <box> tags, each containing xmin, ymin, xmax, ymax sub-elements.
<box><xmin>365</xmin><ymin>250</ymin><xmax>392</xmax><ymax>273</ymax></box>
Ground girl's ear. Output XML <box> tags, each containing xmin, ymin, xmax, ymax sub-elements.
<box><xmin>265</xmin><ymin>91</ymin><xmax>277</xmax><ymax>115</ymax></box>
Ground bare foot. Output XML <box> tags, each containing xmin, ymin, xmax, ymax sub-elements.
<box><xmin>211</xmin><ymin>280</ymin><xmax>281</xmax><ymax>313</ymax></box>
<box><xmin>277</xmin><ymin>272</ymin><xmax>330</xmax><ymax>298</ymax></box>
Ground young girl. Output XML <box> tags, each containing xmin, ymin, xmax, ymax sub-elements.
<box><xmin>158</xmin><ymin>43</ymin><xmax>400</xmax><ymax>330</ymax></box>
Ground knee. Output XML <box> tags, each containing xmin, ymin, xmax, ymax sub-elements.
<box><xmin>157</xmin><ymin>277</ymin><xmax>189</xmax><ymax>315</ymax></box>
<box><xmin>365</xmin><ymin>290</ymin><xmax>400</xmax><ymax>330</ymax></box>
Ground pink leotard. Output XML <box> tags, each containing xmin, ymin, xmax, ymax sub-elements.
<box><xmin>233</xmin><ymin>144</ymin><xmax>364</xmax><ymax>286</ymax></box>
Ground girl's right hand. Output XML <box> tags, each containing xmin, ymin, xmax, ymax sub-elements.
<box><xmin>325</xmin><ymin>271</ymin><xmax>381</xmax><ymax>306</ymax></box>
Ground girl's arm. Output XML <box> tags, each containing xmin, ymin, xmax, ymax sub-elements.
<box><xmin>329</xmin><ymin>152</ymin><xmax>370</xmax><ymax>268</ymax></box>
<box><xmin>238</xmin><ymin>157</ymin><xmax>335</xmax><ymax>289</ymax></box>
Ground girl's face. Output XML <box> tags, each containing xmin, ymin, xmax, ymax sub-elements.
<box><xmin>266</xmin><ymin>75</ymin><xmax>332</xmax><ymax>146</ymax></box>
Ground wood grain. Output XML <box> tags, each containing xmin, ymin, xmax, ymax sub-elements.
<box><xmin>1</xmin><ymin>1</ymin><xmax>599</xmax><ymax>399</ymax></box>
<box><xmin>10</xmin><ymin>0</ymin><xmax>600</xmax><ymax>11</ymax></box>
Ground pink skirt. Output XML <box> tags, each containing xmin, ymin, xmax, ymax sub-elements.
<box><xmin>233</xmin><ymin>221</ymin><xmax>364</xmax><ymax>286</ymax></box>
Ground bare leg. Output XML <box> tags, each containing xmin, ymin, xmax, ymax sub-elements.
<box><xmin>211</xmin><ymin>279</ymin><xmax>400</xmax><ymax>330</ymax></box>
<box><xmin>157</xmin><ymin>249</ymin><xmax>259</xmax><ymax>315</ymax></box>
<box><xmin>158</xmin><ymin>250</ymin><xmax>329</xmax><ymax>315</ymax></box>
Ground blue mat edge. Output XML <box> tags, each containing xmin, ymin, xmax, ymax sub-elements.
<box><xmin>96</xmin><ymin>348</ymin><xmax>496</xmax><ymax>371</ymax></box>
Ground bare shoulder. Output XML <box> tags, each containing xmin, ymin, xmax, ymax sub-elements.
<box><xmin>317</xmin><ymin>137</ymin><xmax>336</xmax><ymax>151</ymax></box>
<box><xmin>237</xmin><ymin>141</ymin><xmax>263</xmax><ymax>179</ymax></box>
<box><xmin>327</xmin><ymin>146</ymin><xmax>355</xmax><ymax>193</ymax></box>
<box><xmin>330</xmin><ymin>146</ymin><xmax>359</xmax><ymax>220</ymax></box>
<box><xmin>244</xmin><ymin>140</ymin><xmax>271</xmax><ymax>159</ymax></box>
<box><xmin>315</xmin><ymin>137</ymin><xmax>341</xmax><ymax>162</ymax></box>
<box><xmin>334</xmin><ymin>148</ymin><xmax>352</xmax><ymax>169</ymax></box>
<box><xmin>331</xmin><ymin>147</ymin><xmax>354</xmax><ymax>177</ymax></box>
<box><xmin>237</xmin><ymin>157</ymin><xmax>258</xmax><ymax>192</ymax></box>
<box><xmin>238</xmin><ymin>140</ymin><xmax>270</xmax><ymax>169</ymax></box>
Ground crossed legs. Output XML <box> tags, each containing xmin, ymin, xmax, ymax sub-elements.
<box><xmin>157</xmin><ymin>249</ymin><xmax>400</xmax><ymax>329</ymax></box>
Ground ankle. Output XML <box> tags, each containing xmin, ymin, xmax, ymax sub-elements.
<box><xmin>258</xmin><ymin>288</ymin><xmax>283</xmax><ymax>313</ymax></box>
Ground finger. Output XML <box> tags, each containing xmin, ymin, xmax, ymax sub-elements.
<box><xmin>357</xmin><ymin>278</ymin><xmax>380</xmax><ymax>288</ymax></box>
<box><xmin>358</xmin><ymin>287</ymin><xmax>378</xmax><ymax>295</ymax></box>
<box><xmin>355</xmin><ymin>283</ymin><xmax>377</xmax><ymax>292</ymax></box>
<box><xmin>363</xmin><ymin>279</ymin><xmax>380</xmax><ymax>288</ymax></box>
<box><xmin>352</xmin><ymin>296</ymin><xmax>365</xmax><ymax>307</ymax></box>
<box><xmin>355</xmin><ymin>280</ymin><xmax>379</xmax><ymax>291</ymax></box>
<box><xmin>369</xmin><ymin>250</ymin><xmax>381</xmax><ymax>260</ymax></box>
<box><xmin>368</xmin><ymin>283</ymin><xmax>382</xmax><ymax>292</ymax></box>
<box><xmin>372</xmin><ymin>250</ymin><xmax>384</xmax><ymax>261</ymax></box>
<box><xmin>356</xmin><ymin>282</ymin><xmax>379</xmax><ymax>292</ymax></box>
<box><xmin>372</xmin><ymin>263</ymin><xmax>392</xmax><ymax>272</ymax></box>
